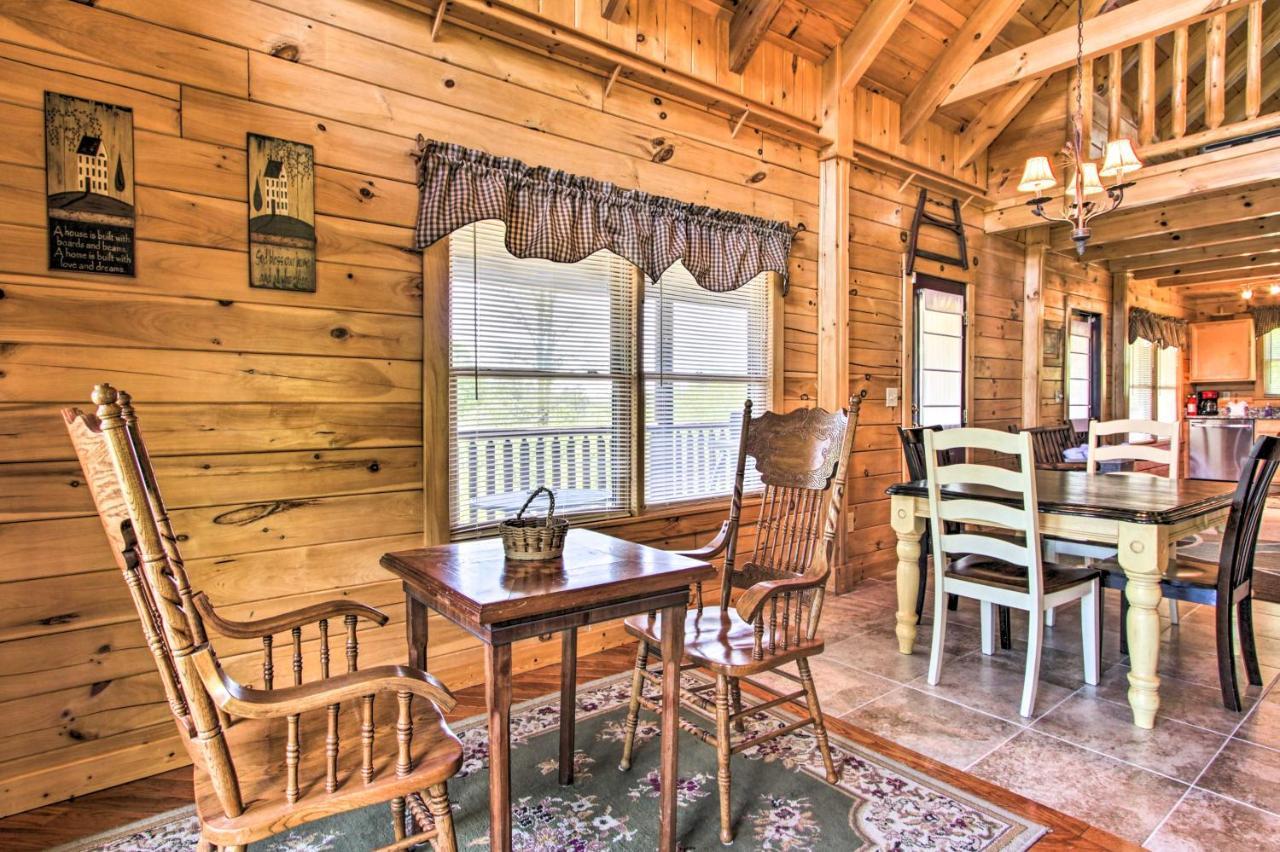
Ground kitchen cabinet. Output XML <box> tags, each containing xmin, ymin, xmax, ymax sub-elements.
<box><xmin>1189</xmin><ymin>318</ymin><xmax>1255</xmax><ymax>383</ymax></box>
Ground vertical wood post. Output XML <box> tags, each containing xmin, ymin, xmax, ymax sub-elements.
<box><xmin>422</xmin><ymin>239</ymin><xmax>451</xmax><ymax>547</ymax></box>
<box><xmin>1138</xmin><ymin>39</ymin><xmax>1156</xmax><ymax>145</ymax></box>
<box><xmin>1109</xmin><ymin>271</ymin><xmax>1132</xmax><ymax>422</ymax></box>
<box><xmin>1107</xmin><ymin>50</ymin><xmax>1122</xmax><ymax>140</ymax></box>
<box><xmin>1246</xmin><ymin>2</ymin><xmax>1262</xmax><ymax>120</ymax></box>
<box><xmin>1171</xmin><ymin>27</ymin><xmax>1189</xmax><ymax>138</ymax></box>
<box><xmin>1022</xmin><ymin>231</ymin><xmax>1047</xmax><ymax>428</ymax></box>
<box><xmin>1205</xmin><ymin>13</ymin><xmax>1227</xmax><ymax>129</ymax></box>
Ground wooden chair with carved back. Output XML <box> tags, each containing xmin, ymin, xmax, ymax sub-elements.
<box><xmin>617</xmin><ymin>398</ymin><xmax>858</xmax><ymax>845</ymax></box>
<box><xmin>63</xmin><ymin>385</ymin><xmax>462</xmax><ymax>851</ymax></box>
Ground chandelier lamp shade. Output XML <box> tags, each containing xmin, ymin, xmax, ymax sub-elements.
<box><xmin>1018</xmin><ymin>0</ymin><xmax>1142</xmax><ymax>256</ymax></box>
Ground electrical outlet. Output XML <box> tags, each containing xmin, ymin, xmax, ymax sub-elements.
<box><xmin>886</xmin><ymin>388</ymin><xmax>899</xmax><ymax>407</ymax></box>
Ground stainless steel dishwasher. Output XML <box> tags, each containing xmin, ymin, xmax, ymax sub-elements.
<box><xmin>1188</xmin><ymin>417</ymin><xmax>1255</xmax><ymax>481</ymax></box>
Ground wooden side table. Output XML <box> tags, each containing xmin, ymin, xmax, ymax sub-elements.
<box><xmin>382</xmin><ymin>529</ymin><xmax>716</xmax><ymax>852</ymax></box>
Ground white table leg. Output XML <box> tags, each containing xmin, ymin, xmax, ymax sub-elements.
<box><xmin>1118</xmin><ymin>521</ymin><xmax>1168</xmax><ymax>729</ymax></box>
<box><xmin>892</xmin><ymin>496</ymin><xmax>927</xmax><ymax>655</ymax></box>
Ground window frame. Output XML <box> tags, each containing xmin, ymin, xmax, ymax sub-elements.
<box><xmin>423</xmin><ymin>232</ymin><xmax>783</xmax><ymax>540</ymax></box>
<box><xmin>1257</xmin><ymin>328</ymin><xmax>1280</xmax><ymax>398</ymax></box>
<box><xmin>909</xmin><ymin>274</ymin><xmax>969</xmax><ymax>428</ymax></box>
<box><xmin>1125</xmin><ymin>336</ymin><xmax>1180</xmax><ymax>443</ymax></box>
<box><xmin>1066</xmin><ymin>308</ymin><xmax>1103</xmax><ymax>428</ymax></box>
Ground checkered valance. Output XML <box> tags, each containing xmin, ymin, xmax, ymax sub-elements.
<box><xmin>1128</xmin><ymin>307</ymin><xmax>1188</xmax><ymax>350</ymax></box>
<box><xmin>413</xmin><ymin>140</ymin><xmax>794</xmax><ymax>293</ymax></box>
<box><xmin>1252</xmin><ymin>306</ymin><xmax>1280</xmax><ymax>338</ymax></box>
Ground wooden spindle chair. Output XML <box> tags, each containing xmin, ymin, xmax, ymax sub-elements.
<box><xmin>63</xmin><ymin>385</ymin><xmax>462</xmax><ymax>851</ymax></box>
<box><xmin>618</xmin><ymin>398</ymin><xmax>858</xmax><ymax>845</ymax></box>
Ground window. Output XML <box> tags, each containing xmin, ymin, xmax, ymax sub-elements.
<box><xmin>1126</xmin><ymin>337</ymin><xmax>1179</xmax><ymax>441</ymax></box>
<box><xmin>1262</xmin><ymin>330</ymin><xmax>1280</xmax><ymax>396</ymax></box>
<box><xmin>913</xmin><ymin>278</ymin><xmax>965</xmax><ymax>427</ymax></box>
<box><xmin>1067</xmin><ymin>310</ymin><xmax>1101</xmax><ymax>429</ymax></box>
<box><xmin>447</xmin><ymin>220</ymin><xmax>771</xmax><ymax>532</ymax></box>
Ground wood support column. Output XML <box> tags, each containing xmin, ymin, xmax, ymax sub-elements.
<box><xmin>423</xmin><ymin>239</ymin><xmax>451</xmax><ymax>546</ymax></box>
<box><xmin>1022</xmin><ymin>232</ymin><xmax>1047</xmax><ymax>428</ymax></box>
<box><xmin>1109</xmin><ymin>271</ymin><xmax>1132</xmax><ymax>421</ymax></box>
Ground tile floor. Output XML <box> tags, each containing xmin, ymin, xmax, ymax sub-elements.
<box><xmin>788</xmin><ymin>578</ymin><xmax>1280</xmax><ymax>848</ymax></box>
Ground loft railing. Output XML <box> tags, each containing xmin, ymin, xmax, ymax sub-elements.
<box><xmin>1095</xmin><ymin>0</ymin><xmax>1277</xmax><ymax>161</ymax></box>
<box><xmin>453</xmin><ymin>421</ymin><xmax>738</xmax><ymax>526</ymax></box>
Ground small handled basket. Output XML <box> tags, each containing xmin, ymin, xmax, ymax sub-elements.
<box><xmin>499</xmin><ymin>486</ymin><xmax>569</xmax><ymax>561</ymax></box>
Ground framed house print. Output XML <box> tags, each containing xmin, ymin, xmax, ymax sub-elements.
<box><xmin>247</xmin><ymin>133</ymin><xmax>316</xmax><ymax>292</ymax></box>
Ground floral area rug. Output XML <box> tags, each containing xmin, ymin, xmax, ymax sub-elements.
<box><xmin>55</xmin><ymin>672</ymin><xmax>1046</xmax><ymax>851</ymax></box>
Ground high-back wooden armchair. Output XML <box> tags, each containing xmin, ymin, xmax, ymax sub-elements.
<box><xmin>63</xmin><ymin>385</ymin><xmax>463</xmax><ymax>851</ymax></box>
<box><xmin>618</xmin><ymin>398</ymin><xmax>858</xmax><ymax>845</ymax></box>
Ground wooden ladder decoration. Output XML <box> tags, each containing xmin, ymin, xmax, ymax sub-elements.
<box><xmin>905</xmin><ymin>188</ymin><xmax>968</xmax><ymax>275</ymax></box>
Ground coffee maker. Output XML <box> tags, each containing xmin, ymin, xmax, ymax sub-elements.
<box><xmin>1197</xmin><ymin>390</ymin><xmax>1220</xmax><ymax>416</ymax></box>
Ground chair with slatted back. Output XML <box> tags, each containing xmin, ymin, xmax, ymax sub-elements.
<box><xmin>1087</xmin><ymin>418</ymin><xmax>1181</xmax><ymax>478</ymax></box>
<box><xmin>618</xmin><ymin>398</ymin><xmax>858</xmax><ymax>845</ymax></box>
<box><xmin>63</xmin><ymin>385</ymin><xmax>462</xmax><ymax>852</ymax></box>
<box><xmin>923</xmin><ymin>427</ymin><xmax>1102</xmax><ymax>718</ymax></box>
<box><xmin>1025</xmin><ymin>423</ymin><xmax>1086</xmax><ymax>471</ymax></box>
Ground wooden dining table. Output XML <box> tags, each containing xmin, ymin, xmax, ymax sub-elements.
<box><xmin>887</xmin><ymin>470</ymin><xmax>1236</xmax><ymax>729</ymax></box>
<box><xmin>381</xmin><ymin>528</ymin><xmax>716</xmax><ymax>852</ymax></box>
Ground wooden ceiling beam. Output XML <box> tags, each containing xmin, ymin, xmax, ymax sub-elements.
<box><xmin>728</xmin><ymin>0</ymin><xmax>786</xmax><ymax>74</ymax></box>
<box><xmin>838</xmin><ymin>0</ymin><xmax>917</xmax><ymax>91</ymax></box>
<box><xmin>944</xmin><ymin>0</ymin><xmax>1256</xmax><ymax>107</ymax></box>
<box><xmin>1156</xmin><ymin>263</ymin><xmax>1280</xmax><ymax>286</ymax></box>
<box><xmin>1084</xmin><ymin>214</ymin><xmax>1280</xmax><ymax>262</ymax></box>
<box><xmin>1127</xmin><ymin>244</ymin><xmax>1280</xmax><ymax>277</ymax></box>
<box><xmin>601</xmin><ymin>0</ymin><xmax>628</xmax><ymax>24</ymax></box>
<box><xmin>986</xmin><ymin>135</ymin><xmax>1280</xmax><ymax>233</ymax></box>
<box><xmin>898</xmin><ymin>0</ymin><xmax>1025</xmax><ymax>143</ymax></box>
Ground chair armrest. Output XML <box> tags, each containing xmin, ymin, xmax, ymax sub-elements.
<box><xmin>734</xmin><ymin>574</ymin><xmax>826</xmax><ymax>624</ymax></box>
<box><xmin>677</xmin><ymin>520</ymin><xmax>732</xmax><ymax>561</ymax></box>
<box><xmin>194</xmin><ymin>592</ymin><xmax>389</xmax><ymax>640</ymax></box>
<box><xmin>193</xmin><ymin>646</ymin><xmax>457</xmax><ymax>717</ymax></box>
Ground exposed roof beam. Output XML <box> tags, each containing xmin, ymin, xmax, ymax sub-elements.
<box><xmin>1085</xmin><ymin>214</ymin><xmax>1280</xmax><ymax>262</ymax></box>
<box><xmin>1155</xmin><ymin>262</ymin><xmax>1280</xmax><ymax>286</ymax></box>
<box><xmin>1127</xmin><ymin>243</ymin><xmax>1280</xmax><ymax>277</ymax></box>
<box><xmin>899</xmin><ymin>0</ymin><xmax>1025</xmax><ymax>142</ymax></box>
<box><xmin>839</xmin><ymin>0</ymin><xmax>917</xmax><ymax>91</ymax></box>
<box><xmin>956</xmin><ymin>0</ymin><xmax>1108</xmax><ymax>167</ymax></box>
<box><xmin>986</xmin><ymin>134</ymin><xmax>1280</xmax><ymax>233</ymax></box>
<box><xmin>601</xmin><ymin>0</ymin><xmax>627</xmax><ymax>24</ymax></box>
<box><xmin>1188</xmin><ymin>6</ymin><xmax>1280</xmax><ymax>127</ymax></box>
<box><xmin>944</xmin><ymin>0</ymin><xmax>1256</xmax><ymax>107</ymax></box>
<box><xmin>728</xmin><ymin>0</ymin><xmax>785</xmax><ymax>74</ymax></box>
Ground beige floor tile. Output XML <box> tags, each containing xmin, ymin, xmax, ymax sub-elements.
<box><xmin>909</xmin><ymin>645</ymin><xmax>1080</xmax><ymax>722</ymax></box>
<box><xmin>1196</xmin><ymin>738</ymin><xmax>1280</xmax><ymax>815</ymax></box>
<box><xmin>1087</xmin><ymin>664</ymin><xmax>1260</xmax><ymax>735</ymax></box>
<box><xmin>1146</xmin><ymin>788</ymin><xmax>1280</xmax><ymax>851</ymax></box>
<box><xmin>1032</xmin><ymin>692</ymin><xmax>1227</xmax><ymax>782</ymax></box>
<box><xmin>840</xmin><ymin>685</ymin><xmax>1022</xmax><ymax>770</ymax></box>
<box><xmin>969</xmin><ymin>730</ymin><xmax>1188</xmax><ymax>843</ymax></box>
<box><xmin>1234</xmin><ymin>688</ymin><xmax>1280</xmax><ymax>750</ymax></box>
<box><xmin>824</xmin><ymin>619</ymin><xmax>978</xmax><ymax>685</ymax></box>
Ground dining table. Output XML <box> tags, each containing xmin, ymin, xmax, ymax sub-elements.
<box><xmin>381</xmin><ymin>528</ymin><xmax>716</xmax><ymax>852</ymax></box>
<box><xmin>887</xmin><ymin>470</ymin><xmax>1236</xmax><ymax>729</ymax></box>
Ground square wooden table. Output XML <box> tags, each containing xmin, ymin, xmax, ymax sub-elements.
<box><xmin>381</xmin><ymin>528</ymin><xmax>716</xmax><ymax>852</ymax></box>
<box><xmin>887</xmin><ymin>470</ymin><xmax>1235</xmax><ymax>729</ymax></box>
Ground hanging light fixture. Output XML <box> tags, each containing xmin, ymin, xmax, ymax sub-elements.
<box><xmin>1243</xmin><ymin>287</ymin><xmax>1255</xmax><ymax>300</ymax></box>
<box><xmin>1019</xmin><ymin>0</ymin><xmax>1142</xmax><ymax>256</ymax></box>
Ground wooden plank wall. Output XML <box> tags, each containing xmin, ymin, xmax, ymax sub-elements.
<box><xmin>0</xmin><ymin>0</ymin><xmax>830</xmax><ymax>814</ymax></box>
<box><xmin>1040</xmin><ymin>254</ymin><xmax>1113</xmax><ymax>424</ymax></box>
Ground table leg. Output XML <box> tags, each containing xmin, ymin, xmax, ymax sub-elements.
<box><xmin>1119</xmin><ymin>522</ymin><xmax>1166</xmax><ymax>729</ymax></box>
<box><xmin>658</xmin><ymin>603</ymin><xmax>685</xmax><ymax>852</ymax></box>
<box><xmin>405</xmin><ymin>588</ymin><xmax>428</xmax><ymax>670</ymax></box>
<box><xmin>891</xmin><ymin>497</ymin><xmax>926</xmax><ymax>655</ymax></box>
<box><xmin>485</xmin><ymin>642</ymin><xmax>513</xmax><ymax>852</ymax></box>
<box><xmin>558</xmin><ymin>627</ymin><xmax>578</xmax><ymax>786</ymax></box>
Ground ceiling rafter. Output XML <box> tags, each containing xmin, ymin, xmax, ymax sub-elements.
<box><xmin>1085</xmin><ymin>214</ymin><xmax>1280</xmax><ymax>262</ymax></box>
<box><xmin>1127</xmin><ymin>243</ymin><xmax>1280</xmax><ymax>277</ymax></box>
<box><xmin>728</xmin><ymin>0</ymin><xmax>786</xmax><ymax>73</ymax></box>
<box><xmin>838</xmin><ymin>0</ymin><xmax>917</xmax><ymax>91</ymax></box>
<box><xmin>899</xmin><ymin>0</ymin><xmax>1026</xmax><ymax>143</ymax></box>
<box><xmin>1155</xmin><ymin>262</ymin><xmax>1280</xmax><ymax>286</ymax></box>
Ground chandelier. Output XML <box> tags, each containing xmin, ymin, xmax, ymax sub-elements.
<box><xmin>1018</xmin><ymin>0</ymin><xmax>1143</xmax><ymax>256</ymax></box>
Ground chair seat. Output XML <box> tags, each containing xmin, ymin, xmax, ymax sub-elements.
<box><xmin>623</xmin><ymin>606</ymin><xmax>823</xmax><ymax>675</ymax></box>
<box><xmin>945</xmin><ymin>554</ymin><xmax>1102</xmax><ymax>593</ymax></box>
<box><xmin>195</xmin><ymin>692</ymin><xmax>462</xmax><ymax>847</ymax></box>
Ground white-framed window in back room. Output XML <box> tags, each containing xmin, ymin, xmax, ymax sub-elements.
<box><xmin>913</xmin><ymin>277</ymin><xmax>966</xmax><ymax>428</ymax></box>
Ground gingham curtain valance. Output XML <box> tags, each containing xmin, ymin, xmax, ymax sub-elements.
<box><xmin>1252</xmin><ymin>305</ymin><xmax>1280</xmax><ymax>338</ymax></box>
<box><xmin>1128</xmin><ymin>306</ymin><xmax>1188</xmax><ymax>350</ymax></box>
<box><xmin>412</xmin><ymin>139</ymin><xmax>794</xmax><ymax>293</ymax></box>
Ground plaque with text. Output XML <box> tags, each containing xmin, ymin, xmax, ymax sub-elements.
<box><xmin>248</xmin><ymin>133</ymin><xmax>316</xmax><ymax>292</ymax></box>
<box><xmin>44</xmin><ymin>92</ymin><xmax>136</xmax><ymax>276</ymax></box>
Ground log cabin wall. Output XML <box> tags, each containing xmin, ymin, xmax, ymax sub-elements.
<box><xmin>1038</xmin><ymin>254</ymin><xmax>1113</xmax><ymax>425</ymax></box>
<box><xmin>0</xmin><ymin>0</ymin><xmax>1004</xmax><ymax>814</ymax></box>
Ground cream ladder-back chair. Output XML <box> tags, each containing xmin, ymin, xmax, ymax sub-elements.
<box><xmin>923</xmin><ymin>427</ymin><xmax>1102</xmax><ymax>718</ymax></box>
<box><xmin>63</xmin><ymin>385</ymin><xmax>463</xmax><ymax>851</ymax></box>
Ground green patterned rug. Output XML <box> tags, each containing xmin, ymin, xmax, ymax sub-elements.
<box><xmin>56</xmin><ymin>672</ymin><xmax>1047</xmax><ymax>851</ymax></box>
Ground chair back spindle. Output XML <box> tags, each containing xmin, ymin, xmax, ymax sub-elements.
<box><xmin>1219</xmin><ymin>436</ymin><xmax>1280</xmax><ymax>597</ymax></box>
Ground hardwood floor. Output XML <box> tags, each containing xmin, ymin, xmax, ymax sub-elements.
<box><xmin>0</xmin><ymin>644</ymin><xmax>1128</xmax><ymax>850</ymax></box>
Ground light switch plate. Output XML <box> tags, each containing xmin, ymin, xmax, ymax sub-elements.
<box><xmin>886</xmin><ymin>388</ymin><xmax>899</xmax><ymax>407</ymax></box>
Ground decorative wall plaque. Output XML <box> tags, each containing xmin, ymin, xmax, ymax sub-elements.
<box><xmin>247</xmin><ymin>133</ymin><xmax>316</xmax><ymax>292</ymax></box>
<box><xmin>1043</xmin><ymin>320</ymin><xmax>1064</xmax><ymax>368</ymax></box>
<box><xmin>44</xmin><ymin>92</ymin><xmax>135</xmax><ymax>276</ymax></box>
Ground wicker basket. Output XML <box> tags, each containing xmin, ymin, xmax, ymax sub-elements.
<box><xmin>498</xmin><ymin>487</ymin><xmax>569</xmax><ymax>561</ymax></box>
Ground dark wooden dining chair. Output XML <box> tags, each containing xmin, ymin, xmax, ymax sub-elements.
<box><xmin>63</xmin><ymin>385</ymin><xmax>462</xmax><ymax>851</ymax></box>
<box><xmin>1025</xmin><ymin>422</ymin><xmax>1087</xmax><ymax>471</ymax></box>
<box><xmin>618</xmin><ymin>398</ymin><xmax>858</xmax><ymax>845</ymax></box>
<box><xmin>899</xmin><ymin>426</ymin><xmax>1011</xmax><ymax>649</ymax></box>
<box><xmin>1103</xmin><ymin>435</ymin><xmax>1280</xmax><ymax>711</ymax></box>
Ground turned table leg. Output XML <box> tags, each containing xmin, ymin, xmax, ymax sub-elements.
<box><xmin>891</xmin><ymin>496</ymin><xmax>926</xmax><ymax>655</ymax></box>
<box><xmin>405</xmin><ymin>587</ymin><xmax>429</xmax><ymax>670</ymax></box>
<box><xmin>1118</xmin><ymin>522</ymin><xmax>1167</xmax><ymax>729</ymax></box>
<box><xmin>485</xmin><ymin>641</ymin><xmax>513</xmax><ymax>852</ymax></box>
<box><xmin>558</xmin><ymin>627</ymin><xmax>578</xmax><ymax>786</ymax></box>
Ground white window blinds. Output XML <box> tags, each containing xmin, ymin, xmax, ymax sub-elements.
<box><xmin>1264</xmin><ymin>330</ymin><xmax>1280</xmax><ymax>395</ymax></box>
<box><xmin>1156</xmin><ymin>346</ymin><xmax>1179</xmax><ymax>423</ymax></box>
<box><xmin>1068</xmin><ymin>315</ymin><xmax>1093</xmax><ymax>425</ymax></box>
<box><xmin>448</xmin><ymin>220</ymin><xmax>634</xmax><ymax>531</ymax></box>
<box><xmin>642</xmin><ymin>265</ymin><xmax>770</xmax><ymax>506</ymax></box>
<box><xmin>1128</xmin><ymin>338</ymin><xmax>1155</xmax><ymax>423</ymax></box>
<box><xmin>915</xmin><ymin>286</ymin><xmax>965</xmax><ymax>427</ymax></box>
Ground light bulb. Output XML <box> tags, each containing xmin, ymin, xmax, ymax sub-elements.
<box><xmin>1243</xmin><ymin>288</ymin><xmax>1254</xmax><ymax>299</ymax></box>
<box><xmin>1271</xmin><ymin>283</ymin><xmax>1280</xmax><ymax>296</ymax></box>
